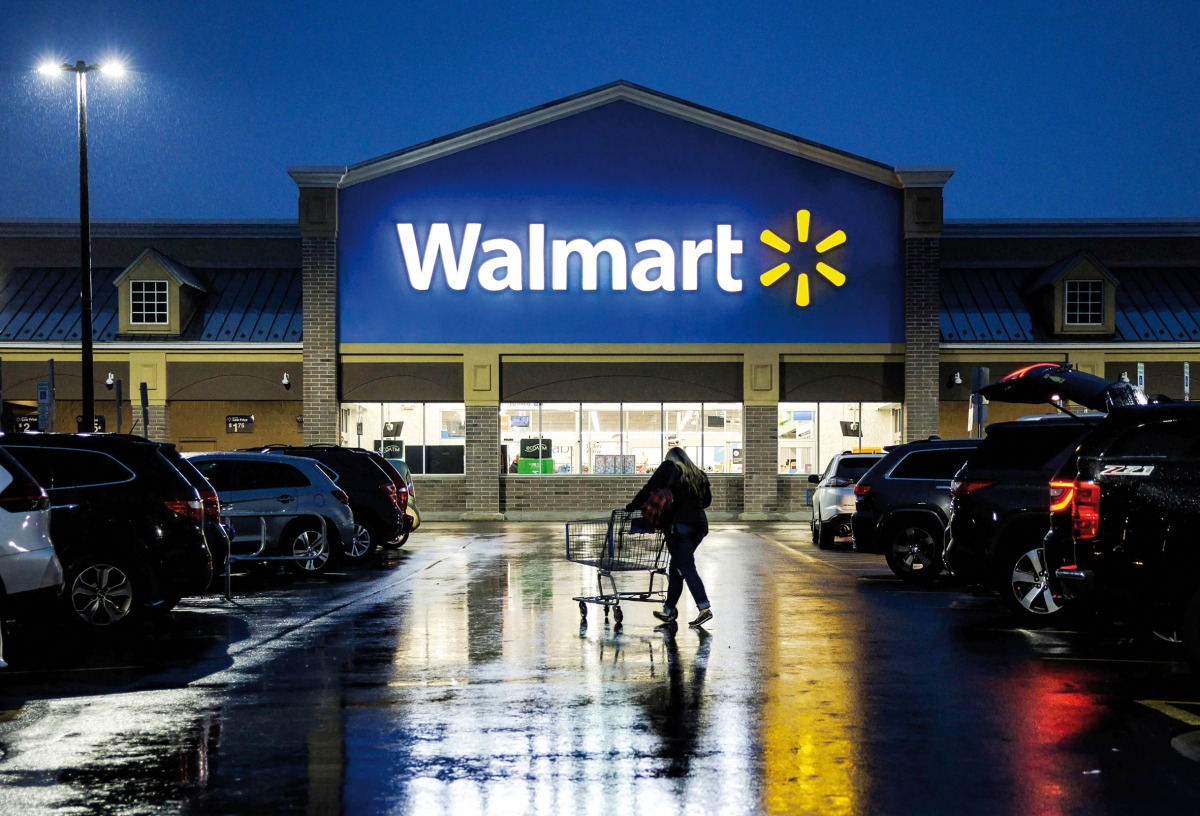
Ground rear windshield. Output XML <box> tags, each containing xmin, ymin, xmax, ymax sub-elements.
<box><xmin>888</xmin><ymin>447</ymin><xmax>978</xmax><ymax>480</ymax></box>
<box><xmin>833</xmin><ymin>456</ymin><xmax>883</xmax><ymax>480</ymax></box>
<box><xmin>969</xmin><ymin>423</ymin><xmax>1091</xmax><ymax>471</ymax></box>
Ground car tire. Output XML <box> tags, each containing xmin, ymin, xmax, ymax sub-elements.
<box><xmin>283</xmin><ymin>522</ymin><xmax>333</xmax><ymax>576</ymax></box>
<box><xmin>884</xmin><ymin>523</ymin><xmax>943</xmax><ymax>583</ymax></box>
<box><xmin>816</xmin><ymin>517</ymin><xmax>837</xmax><ymax>550</ymax></box>
<box><xmin>997</xmin><ymin>542</ymin><xmax>1066</xmax><ymax>626</ymax></box>
<box><xmin>344</xmin><ymin>522</ymin><xmax>379</xmax><ymax>561</ymax></box>
<box><xmin>64</xmin><ymin>556</ymin><xmax>144</xmax><ymax>629</ymax></box>
<box><xmin>383</xmin><ymin>528</ymin><xmax>408</xmax><ymax>550</ymax></box>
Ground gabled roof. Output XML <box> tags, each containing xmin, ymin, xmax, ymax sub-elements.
<box><xmin>1025</xmin><ymin>249</ymin><xmax>1119</xmax><ymax>293</ymax></box>
<box><xmin>0</xmin><ymin>267</ymin><xmax>301</xmax><ymax>343</ymax></box>
<box><xmin>112</xmin><ymin>248</ymin><xmax>206</xmax><ymax>291</ymax></box>
<box><xmin>304</xmin><ymin>80</ymin><xmax>903</xmax><ymax>190</ymax></box>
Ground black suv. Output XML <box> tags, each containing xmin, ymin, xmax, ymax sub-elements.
<box><xmin>946</xmin><ymin>415</ymin><xmax>1097</xmax><ymax>623</ymax></box>
<box><xmin>246</xmin><ymin>445</ymin><xmax>407</xmax><ymax>556</ymax></box>
<box><xmin>852</xmin><ymin>437</ymin><xmax>981</xmax><ymax>583</ymax></box>
<box><xmin>1047</xmin><ymin>403</ymin><xmax>1200</xmax><ymax>666</ymax></box>
<box><xmin>0</xmin><ymin>433</ymin><xmax>213</xmax><ymax>629</ymax></box>
<box><xmin>946</xmin><ymin>363</ymin><xmax>1145</xmax><ymax>625</ymax></box>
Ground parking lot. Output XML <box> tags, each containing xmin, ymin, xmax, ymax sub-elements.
<box><xmin>1</xmin><ymin>520</ymin><xmax>1199</xmax><ymax>815</ymax></box>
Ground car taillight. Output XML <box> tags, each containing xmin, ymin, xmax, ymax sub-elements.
<box><xmin>853</xmin><ymin>483</ymin><xmax>872</xmax><ymax>496</ymax></box>
<box><xmin>331</xmin><ymin>489</ymin><xmax>350</xmax><ymax>505</ymax></box>
<box><xmin>199</xmin><ymin>487</ymin><xmax>222</xmax><ymax>522</ymax></box>
<box><xmin>1049</xmin><ymin>480</ymin><xmax>1075</xmax><ymax>513</ymax></box>
<box><xmin>0</xmin><ymin>472</ymin><xmax>50</xmax><ymax>513</ymax></box>
<box><xmin>1071</xmin><ymin>480</ymin><xmax>1101</xmax><ymax>540</ymax></box>
<box><xmin>950</xmin><ymin>479</ymin><xmax>995</xmax><ymax>497</ymax></box>
<box><xmin>381</xmin><ymin>482</ymin><xmax>402</xmax><ymax>510</ymax></box>
<box><xmin>164</xmin><ymin>496</ymin><xmax>204</xmax><ymax>523</ymax></box>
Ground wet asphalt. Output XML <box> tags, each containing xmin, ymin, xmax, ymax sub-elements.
<box><xmin>1</xmin><ymin>521</ymin><xmax>1199</xmax><ymax>816</ymax></box>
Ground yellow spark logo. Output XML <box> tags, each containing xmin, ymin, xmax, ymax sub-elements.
<box><xmin>759</xmin><ymin>209</ymin><xmax>847</xmax><ymax>307</ymax></box>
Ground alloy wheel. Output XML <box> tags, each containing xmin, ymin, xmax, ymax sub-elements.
<box><xmin>1009</xmin><ymin>546</ymin><xmax>1061</xmax><ymax>617</ymax></box>
<box><xmin>70</xmin><ymin>563</ymin><xmax>135</xmax><ymax>627</ymax></box>
<box><xmin>292</xmin><ymin>529</ymin><xmax>330</xmax><ymax>572</ymax></box>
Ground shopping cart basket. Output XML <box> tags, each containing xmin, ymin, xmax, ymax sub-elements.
<box><xmin>565</xmin><ymin>509</ymin><xmax>669</xmax><ymax>625</ymax></box>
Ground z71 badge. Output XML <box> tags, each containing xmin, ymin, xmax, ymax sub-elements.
<box><xmin>1099</xmin><ymin>464</ymin><xmax>1156</xmax><ymax>477</ymax></box>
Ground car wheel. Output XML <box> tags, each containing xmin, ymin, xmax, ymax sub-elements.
<box><xmin>65</xmin><ymin>557</ymin><xmax>142</xmax><ymax>629</ymax></box>
<box><xmin>816</xmin><ymin>517</ymin><xmax>836</xmax><ymax>550</ymax></box>
<box><xmin>998</xmin><ymin>543</ymin><xmax>1066</xmax><ymax>625</ymax></box>
<box><xmin>284</xmin><ymin>523</ymin><xmax>332</xmax><ymax>575</ymax></box>
<box><xmin>884</xmin><ymin>524</ymin><xmax>943</xmax><ymax>583</ymax></box>
<box><xmin>1182</xmin><ymin>591</ymin><xmax>1200</xmax><ymax>670</ymax></box>
<box><xmin>383</xmin><ymin>528</ymin><xmax>408</xmax><ymax>550</ymax></box>
<box><xmin>343</xmin><ymin>523</ymin><xmax>378</xmax><ymax>560</ymax></box>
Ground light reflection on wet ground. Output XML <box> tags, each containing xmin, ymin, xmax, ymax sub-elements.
<box><xmin>0</xmin><ymin>522</ymin><xmax>1198</xmax><ymax>815</ymax></box>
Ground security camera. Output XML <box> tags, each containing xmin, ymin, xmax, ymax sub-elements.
<box><xmin>282</xmin><ymin>372</ymin><xmax>291</xmax><ymax>389</ymax></box>
<box><xmin>105</xmin><ymin>372</ymin><xmax>115</xmax><ymax>389</ymax></box>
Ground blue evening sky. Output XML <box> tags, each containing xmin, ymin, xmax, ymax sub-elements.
<box><xmin>2</xmin><ymin>0</ymin><xmax>1197</xmax><ymax>221</ymax></box>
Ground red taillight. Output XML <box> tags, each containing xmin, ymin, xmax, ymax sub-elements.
<box><xmin>199</xmin><ymin>487</ymin><xmax>221</xmax><ymax>522</ymax></box>
<box><xmin>1071</xmin><ymin>480</ymin><xmax>1101</xmax><ymax>540</ymax></box>
<box><xmin>1049</xmin><ymin>480</ymin><xmax>1075</xmax><ymax>513</ymax></box>
<box><xmin>381</xmin><ymin>482</ymin><xmax>402</xmax><ymax>510</ymax></box>
<box><xmin>950</xmin><ymin>479</ymin><xmax>995</xmax><ymax>497</ymax></box>
<box><xmin>854</xmin><ymin>483</ymin><xmax>872</xmax><ymax>496</ymax></box>
<box><xmin>331</xmin><ymin>489</ymin><xmax>350</xmax><ymax>505</ymax></box>
<box><xmin>0</xmin><ymin>472</ymin><xmax>49</xmax><ymax>513</ymax></box>
<box><xmin>164</xmin><ymin>497</ymin><xmax>204</xmax><ymax>523</ymax></box>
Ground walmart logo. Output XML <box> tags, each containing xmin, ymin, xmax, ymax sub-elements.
<box><xmin>759</xmin><ymin>209</ymin><xmax>847</xmax><ymax>307</ymax></box>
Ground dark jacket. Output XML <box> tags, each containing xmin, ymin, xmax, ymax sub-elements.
<box><xmin>627</xmin><ymin>460</ymin><xmax>712</xmax><ymax>534</ymax></box>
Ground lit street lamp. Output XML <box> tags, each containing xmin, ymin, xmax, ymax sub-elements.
<box><xmin>38</xmin><ymin>59</ymin><xmax>125</xmax><ymax>432</ymax></box>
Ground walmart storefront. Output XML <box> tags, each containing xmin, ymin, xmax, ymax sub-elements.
<box><xmin>291</xmin><ymin>82</ymin><xmax>951</xmax><ymax>518</ymax></box>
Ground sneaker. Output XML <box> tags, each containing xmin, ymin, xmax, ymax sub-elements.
<box><xmin>652</xmin><ymin>607</ymin><xmax>677</xmax><ymax>623</ymax></box>
<box><xmin>689</xmin><ymin>608</ymin><xmax>713</xmax><ymax>627</ymax></box>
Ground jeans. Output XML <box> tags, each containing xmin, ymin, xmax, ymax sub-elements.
<box><xmin>665</xmin><ymin>522</ymin><xmax>709</xmax><ymax>610</ymax></box>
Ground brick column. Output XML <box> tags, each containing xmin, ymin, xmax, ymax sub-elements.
<box><xmin>145</xmin><ymin>404</ymin><xmax>168</xmax><ymax>441</ymax></box>
<box><xmin>742</xmin><ymin>405</ymin><xmax>779</xmax><ymax>518</ymax></box>
<box><xmin>290</xmin><ymin>168</ymin><xmax>344</xmax><ymax>445</ymax></box>
<box><xmin>896</xmin><ymin>168</ymin><xmax>953</xmax><ymax>442</ymax></box>
<box><xmin>301</xmin><ymin>235</ymin><xmax>338</xmax><ymax>444</ymax></box>
<box><xmin>463</xmin><ymin>404</ymin><xmax>503</xmax><ymax>519</ymax></box>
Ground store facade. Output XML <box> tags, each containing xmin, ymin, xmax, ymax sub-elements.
<box><xmin>291</xmin><ymin>82</ymin><xmax>951</xmax><ymax>518</ymax></box>
<box><xmin>4</xmin><ymin>82</ymin><xmax>1199</xmax><ymax>520</ymax></box>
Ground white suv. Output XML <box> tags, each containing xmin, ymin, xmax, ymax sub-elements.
<box><xmin>0</xmin><ymin>447</ymin><xmax>62</xmax><ymax>667</ymax></box>
<box><xmin>808</xmin><ymin>451</ymin><xmax>886</xmax><ymax>549</ymax></box>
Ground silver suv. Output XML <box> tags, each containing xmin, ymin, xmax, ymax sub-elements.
<box><xmin>188</xmin><ymin>452</ymin><xmax>356</xmax><ymax>575</ymax></box>
<box><xmin>809</xmin><ymin>451</ymin><xmax>886</xmax><ymax>549</ymax></box>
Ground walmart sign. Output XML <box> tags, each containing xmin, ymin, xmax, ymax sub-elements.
<box><xmin>338</xmin><ymin>100</ymin><xmax>904</xmax><ymax>344</ymax></box>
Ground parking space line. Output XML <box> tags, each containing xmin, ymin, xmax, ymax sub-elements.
<box><xmin>756</xmin><ymin>532</ymin><xmax>878</xmax><ymax>576</ymax></box>
<box><xmin>1138</xmin><ymin>700</ymin><xmax>1200</xmax><ymax>726</ymax></box>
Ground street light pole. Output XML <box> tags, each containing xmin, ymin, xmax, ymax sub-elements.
<box><xmin>40</xmin><ymin>58</ymin><xmax>124</xmax><ymax>432</ymax></box>
<box><xmin>74</xmin><ymin>61</ymin><xmax>95</xmax><ymax>431</ymax></box>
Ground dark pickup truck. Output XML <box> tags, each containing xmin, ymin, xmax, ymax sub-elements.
<box><xmin>1046</xmin><ymin>402</ymin><xmax>1200</xmax><ymax>667</ymax></box>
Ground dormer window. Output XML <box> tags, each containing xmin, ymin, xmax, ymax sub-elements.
<box><xmin>130</xmin><ymin>280</ymin><xmax>169</xmax><ymax>325</ymax></box>
<box><xmin>1064</xmin><ymin>279</ymin><xmax>1104</xmax><ymax>326</ymax></box>
<box><xmin>114</xmin><ymin>249</ymin><xmax>206</xmax><ymax>336</ymax></box>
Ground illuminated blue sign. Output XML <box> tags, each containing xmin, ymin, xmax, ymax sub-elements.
<box><xmin>338</xmin><ymin>100</ymin><xmax>904</xmax><ymax>344</ymax></box>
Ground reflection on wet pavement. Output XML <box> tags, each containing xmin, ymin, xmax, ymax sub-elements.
<box><xmin>0</xmin><ymin>522</ymin><xmax>1198</xmax><ymax>815</ymax></box>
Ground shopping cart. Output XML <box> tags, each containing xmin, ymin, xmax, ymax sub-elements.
<box><xmin>565</xmin><ymin>509</ymin><xmax>669</xmax><ymax>625</ymax></box>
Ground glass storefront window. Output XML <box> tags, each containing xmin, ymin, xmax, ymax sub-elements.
<box><xmin>498</xmin><ymin>402</ymin><xmax>745</xmax><ymax>475</ymax></box>
<box><xmin>582</xmin><ymin>403</ymin><xmax>622</xmax><ymax>474</ymax></box>
<box><xmin>340</xmin><ymin>402</ymin><xmax>466</xmax><ymax>474</ymax></box>
<box><xmin>779</xmin><ymin>402</ymin><xmax>901</xmax><ymax>475</ymax></box>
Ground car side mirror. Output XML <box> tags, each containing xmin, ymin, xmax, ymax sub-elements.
<box><xmin>808</xmin><ymin>474</ymin><xmax>820</xmax><ymax>485</ymax></box>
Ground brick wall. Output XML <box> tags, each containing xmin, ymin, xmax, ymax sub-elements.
<box><xmin>145</xmin><ymin>404</ymin><xmax>169</xmax><ymax>442</ymax></box>
<box><xmin>463</xmin><ymin>404</ymin><xmax>502</xmax><ymax>517</ymax></box>
<box><xmin>413</xmin><ymin>476</ymin><xmax>466</xmax><ymax>519</ymax></box>
<box><xmin>302</xmin><ymin>236</ymin><xmax>338</xmax><ymax>445</ymax></box>
<box><xmin>497</xmin><ymin>475</ymin><xmax>743</xmax><ymax>519</ymax></box>
<box><xmin>904</xmin><ymin>236</ymin><xmax>941</xmax><ymax>441</ymax></box>
<box><xmin>741</xmin><ymin>405</ymin><xmax>778</xmax><ymax>515</ymax></box>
